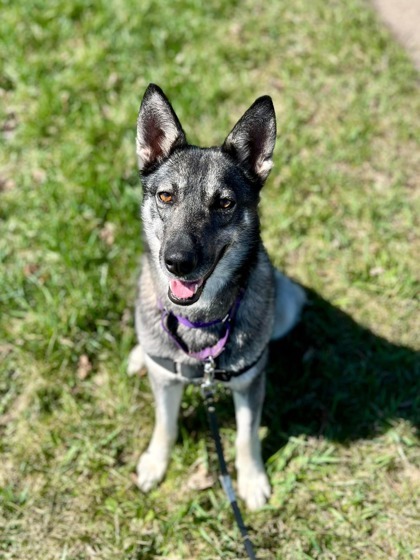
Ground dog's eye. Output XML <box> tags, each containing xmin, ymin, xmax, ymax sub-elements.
<box><xmin>218</xmin><ymin>198</ymin><xmax>235</xmax><ymax>210</ymax></box>
<box><xmin>158</xmin><ymin>192</ymin><xmax>173</xmax><ymax>204</ymax></box>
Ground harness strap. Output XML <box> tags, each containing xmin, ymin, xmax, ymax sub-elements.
<box><xmin>160</xmin><ymin>309</ymin><xmax>231</xmax><ymax>361</ymax></box>
<box><xmin>148</xmin><ymin>350</ymin><xmax>266</xmax><ymax>383</ymax></box>
<box><xmin>158</xmin><ymin>289</ymin><xmax>244</xmax><ymax>362</ymax></box>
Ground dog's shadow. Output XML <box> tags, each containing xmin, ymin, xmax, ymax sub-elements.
<box><xmin>263</xmin><ymin>286</ymin><xmax>419</xmax><ymax>458</ymax></box>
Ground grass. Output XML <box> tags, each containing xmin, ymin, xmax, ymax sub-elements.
<box><xmin>0</xmin><ymin>0</ymin><xmax>419</xmax><ymax>558</ymax></box>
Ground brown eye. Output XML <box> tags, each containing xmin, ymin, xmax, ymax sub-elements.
<box><xmin>158</xmin><ymin>192</ymin><xmax>173</xmax><ymax>204</ymax></box>
<box><xmin>219</xmin><ymin>197</ymin><xmax>235</xmax><ymax>210</ymax></box>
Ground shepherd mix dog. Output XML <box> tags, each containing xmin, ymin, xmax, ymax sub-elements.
<box><xmin>128</xmin><ymin>84</ymin><xmax>305</xmax><ymax>510</ymax></box>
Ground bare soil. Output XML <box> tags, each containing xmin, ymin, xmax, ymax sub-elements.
<box><xmin>372</xmin><ymin>0</ymin><xmax>420</xmax><ymax>69</ymax></box>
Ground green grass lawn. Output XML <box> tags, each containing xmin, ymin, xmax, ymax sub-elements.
<box><xmin>1</xmin><ymin>0</ymin><xmax>419</xmax><ymax>558</ymax></box>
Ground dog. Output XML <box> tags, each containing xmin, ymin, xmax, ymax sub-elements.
<box><xmin>127</xmin><ymin>84</ymin><xmax>305</xmax><ymax>510</ymax></box>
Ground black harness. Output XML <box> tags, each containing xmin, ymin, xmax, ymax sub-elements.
<box><xmin>148</xmin><ymin>351</ymin><xmax>266</xmax><ymax>383</ymax></box>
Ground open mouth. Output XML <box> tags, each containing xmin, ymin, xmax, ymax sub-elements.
<box><xmin>168</xmin><ymin>278</ymin><xmax>205</xmax><ymax>305</ymax></box>
<box><xmin>167</xmin><ymin>246</ymin><xmax>227</xmax><ymax>306</ymax></box>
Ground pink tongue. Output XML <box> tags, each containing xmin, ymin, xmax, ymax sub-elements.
<box><xmin>170</xmin><ymin>279</ymin><xmax>202</xmax><ymax>299</ymax></box>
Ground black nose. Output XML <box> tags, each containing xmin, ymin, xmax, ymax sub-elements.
<box><xmin>165</xmin><ymin>251</ymin><xmax>197</xmax><ymax>276</ymax></box>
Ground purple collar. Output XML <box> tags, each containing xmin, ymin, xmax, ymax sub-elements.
<box><xmin>158</xmin><ymin>290</ymin><xmax>244</xmax><ymax>362</ymax></box>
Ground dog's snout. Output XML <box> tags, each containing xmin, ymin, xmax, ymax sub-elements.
<box><xmin>165</xmin><ymin>250</ymin><xmax>197</xmax><ymax>277</ymax></box>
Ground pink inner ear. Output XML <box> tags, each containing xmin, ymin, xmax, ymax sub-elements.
<box><xmin>144</xmin><ymin>114</ymin><xmax>166</xmax><ymax>160</ymax></box>
<box><xmin>137</xmin><ymin>87</ymin><xmax>187</xmax><ymax>171</ymax></box>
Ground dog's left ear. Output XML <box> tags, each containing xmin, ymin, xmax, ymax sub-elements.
<box><xmin>222</xmin><ymin>96</ymin><xmax>276</xmax><ymax>183</ymax></box>
<box><xmin>136</xmin><ymin>84</ymin><xmax>187</xmax><ymax>172</ymax></box>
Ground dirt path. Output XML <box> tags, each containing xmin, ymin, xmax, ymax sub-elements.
<box><xmin>372</xmin><ymin>0</ymin><xmax>420</xmax><ymax>70</ymax></box>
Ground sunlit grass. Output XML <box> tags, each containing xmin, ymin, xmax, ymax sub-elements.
<box><xmin>1</xmin><ymin>0</ymin><xmax>419</xmax><ymax>558</ymax></box>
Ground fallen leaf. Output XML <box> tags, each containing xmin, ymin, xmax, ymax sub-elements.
<box><xmin>369</xmin><ymin>266</ymin><xmax>384</xmax><ymax>277</ymax></box>
<box><xmin>186</xmin><ymin>461</ymin><xmax>214</xmax><ymax>491</ymax></box>
<box><xmin>2</xmin><ymin>112</ymin><xmax>18</xmax><ymax>140</ymax></box>
<box><xmin>23</xmin><ymin>263</ymin><xmax>40</xmax><ymax>277</ymax></box>
<box><xmin>99</xmin><ymin>222</ymin><xmax>116</xmax><ymax>246</ymax></box>
<box><xmin>32</xmin><ymin>168</ymin><xmax>47</xmax><ymax>184</ymax></box>
<box><xmin>0</xmin><ymin>176</ymin><xmax>16</xmax><ymax>192</ymax></box>
<box><xmin>77</xmin><ymin>354</ymin><xmax>92</xmax><ymax>380</ymax></box>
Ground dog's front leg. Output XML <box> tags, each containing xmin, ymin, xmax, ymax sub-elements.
<box><xmin>137</xmin><ymin>362</ymin><xmax>184</xmax><ymax>492</ymax></box>
<box><xmin>232</xmin><ymin>371</ymin><xmax>271</xmax><ymax>510</ymax></box>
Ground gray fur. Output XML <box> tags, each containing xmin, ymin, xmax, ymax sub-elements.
<box><xmin>129</xmin><ymin>84</ymin><xmax>306</xmax><ymax>510</ymax></box>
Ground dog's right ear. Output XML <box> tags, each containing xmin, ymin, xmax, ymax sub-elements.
<box><xmin>136</xmin><ymin>84</ymin><xmax>187</xmax><ymax>172</ymax></box>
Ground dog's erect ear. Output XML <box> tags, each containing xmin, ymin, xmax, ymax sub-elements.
<box><xmin>136</xmin><ymin>84</ymin><xmax>187</xmax><ymax>172</ymax></box>
<box><xmin>222</xmin><ymin>96</ymin><xmax>276</xmax><ymax>183</ymax></box>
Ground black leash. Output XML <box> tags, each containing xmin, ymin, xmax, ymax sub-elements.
<box><xmin>201</xmin><ymin>359</ymin><xmax>258</xmax><ymax>560</ymax></box>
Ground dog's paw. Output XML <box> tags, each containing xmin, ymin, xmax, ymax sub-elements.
<box><xmin>238</xmin><ymin>469</ymin><xmax>271</xmax><ymax>511</ymax></box>
<box><xmin>136</xmin><ymin>450</ymin><xmax>168</xmax><ymax>492</ymax></box>
<box><xmin>127</xmin><ymin>344</ymin><xmax>144</xmax><ymax>376</ymax></box>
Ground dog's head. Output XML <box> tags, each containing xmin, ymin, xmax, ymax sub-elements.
<box><xmin>136</xmin><ymin>84</ymin><xmax>276</xmax><ymax>307</ymax></box>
